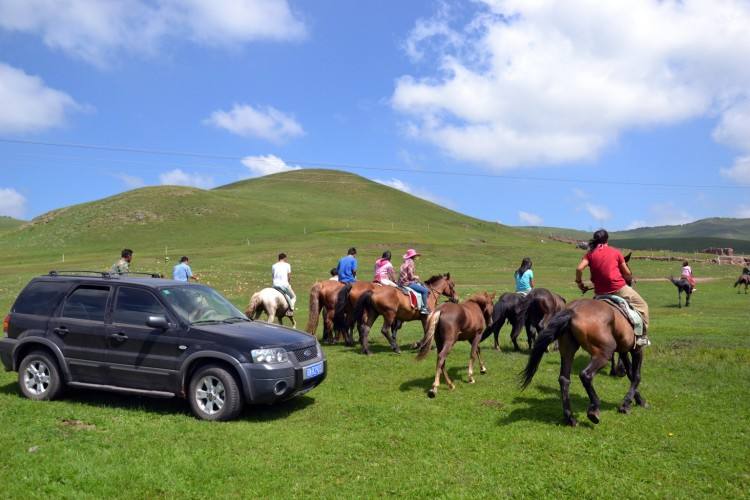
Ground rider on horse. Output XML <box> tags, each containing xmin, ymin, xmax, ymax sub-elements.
<box><xmin>398</xmin><ymin>248</ymin><xmax>430</xmax><ymax>315</ymax></box>
<box><xmin>514</xmin><ymin>257</ymin><xmax>534</xmax><ymax>296</ymax></box>
<box><xmin>681</xmin><ymin>260</ymin><xmax>696</xmax><ymax>292</ymax></box>
<box><xmin>272</xmin><ymin>252</ymin><xmax>296</xmax><ymax>317</ymax></box>
<box><xmin>373</xmin><ymin>250</ymin><xmax>398</xmax><ymax>287</ymax></box>
<box><xmin>575</xmin><ymin>229</ymin><xmax>650</xmax><ymax>347</ymax></box>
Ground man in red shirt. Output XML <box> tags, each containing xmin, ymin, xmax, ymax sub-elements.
<box><xmin>575</xmin><ymin>229</ymin><xmax>650</xmax><ymax>346</ymax></box>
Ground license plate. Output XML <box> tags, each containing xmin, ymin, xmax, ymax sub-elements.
<box><xmin>304</xmin><ymin>361</ymin><xmax>324</xmax><ymax>380</ymax></box>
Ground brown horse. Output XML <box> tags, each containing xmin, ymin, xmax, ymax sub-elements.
<box><xmin>332</xmin><ymin>281</ymin><xmax>378</xmax><ymax>344</ymax></box>
<box><xmin>416</xmin><ymin>292</ymin><xmax>495</xmax><ymax>398</ymax></box>
<box><xmin>520</xmin><ymin>300</ymin><xmax>647</xmax><ymax>426</ymax></box>
<box><xmin>735</xmin><ymin>271</ymin><xmax>750</xmax><ymax>293</ymax></box>
<box><xmin>353</xmin><ymin>274</ymin><xmax>457</xmax><ymax>355</ymax></box>
<box><xmin>520</xmin><ymin>288</ymin><xmax>567</xmax><ymax>345</ymax></box>
<box><xmin>305</xmin><ymin>280</ymin><xmax>347</xmax><ymax>344</ymax></box>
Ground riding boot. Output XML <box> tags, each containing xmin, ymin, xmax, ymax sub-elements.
<box><xmin>635</xmin><ymin>324</ymin><xmax>651</xmax><ymax>347</ymax></box>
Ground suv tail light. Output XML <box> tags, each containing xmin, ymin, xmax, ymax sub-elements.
<box><xmin>2</xmin><ymin>315</ymin><xmax>9</xmax><ymax>336</ymax></box>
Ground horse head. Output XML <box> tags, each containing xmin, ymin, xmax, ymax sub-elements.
<box><xmin>469</xmin><ymin>291</ymin><xmax>495</xmax><ymax>323</ymax></box>
<box><xmin>426</xmin><ymin>273</ymin><xmax>458</xmax><ymax>303</ymax></box>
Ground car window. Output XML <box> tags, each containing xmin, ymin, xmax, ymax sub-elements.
<box><xmin>61</xmin><ymin>286</ymin><xmax>110</xmax><ymax>322</ymax></box>
<box><xmin>113</xmin><ymin>287</ymin><xmax>166</xmax><ymax>326</ymax></box>
<box><xmin>13</xmin><ymin>281</ymin><xmax>70</xmax><ymax>316</ymax></box>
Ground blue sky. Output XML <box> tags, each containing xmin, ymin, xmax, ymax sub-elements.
<box><xmin>1</xmin><ymin>0</ymin><xmax>749</xmax><ymax>230</ymax></box>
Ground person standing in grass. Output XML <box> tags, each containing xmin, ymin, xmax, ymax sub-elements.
<box><xmin>514</xmin><ymin>257</ymin><xmax>534</xmax><ymax>296</ymax></box>
<box><xmin>173</xmin><ymin>256</ymin><xmax>198</xmax><ymax>282</ymax></box>
<box><xmin>373</xmin><ymin>250</ymin><xmax>397</xmax><ymax>287</ymax></box>
<box><xmin>272</xmin><ymin>253</ymin><xmax>296</xmax><ymax>316</ymax></box>
<box><xmin>337</xmin><ymin>247</ymin><xmax>358</xmax><ymax>284</ymax></box>
<box><xmin>681</xmin><ymin>260</ymin><xmax>696</xmax><ymax>292</ymax></box>
<box><xmin>111</xmin><ymin>248</ymin><xmax>133</xmax><ymax>275</ymax></box>
<box><xmin>576</xmin><ymin>229</ymin><xmax>650</xmax><ymax>346</ymax></box>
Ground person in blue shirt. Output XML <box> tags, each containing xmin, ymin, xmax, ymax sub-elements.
<box><xmin>336</xmin><ymin>247</ymin><xmax>358</xmax><ymax>284</ymax></box>
<box><xmin>173</xmin><ymin>256</ymin><xmax>198</xmax><ymax>282</ymax></box>
<box><xmin>514</xmin><ymin>257</ymin><xmax>534</xmax><ymax>295</ymax></box>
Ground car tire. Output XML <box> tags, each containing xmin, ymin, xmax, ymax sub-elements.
<box><xmin>188</xmin><ymin>365</ymin><xmax>243</xmax><ymax>421</ymax></box>
<box><xmin>18</xmin><ymin>350</ymin><xmax>63</xmax><ymax>401</ymax></box>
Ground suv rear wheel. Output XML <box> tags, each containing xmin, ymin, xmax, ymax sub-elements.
<box><xmin>18</xmin><ymin>350</ymin><xmax>63</xmax><ymax>401</ymax></box>
<box><xmin>188</xmin><ymin>365</ymin><xmax>243</xmax><ymax>421</ymax></box>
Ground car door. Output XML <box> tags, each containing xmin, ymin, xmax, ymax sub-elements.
<box><xmin>49</xmin><ymin>284</ymin><xmax>111</xmax><ymax>384</ymax></box>
<box><xmin>106</xmin><ymin>286</ymin><xmax>185</xmax><ymax>392</ymax></box>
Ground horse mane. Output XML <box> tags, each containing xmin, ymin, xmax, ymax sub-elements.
<box><xmin>425</xmin><ymin>274</ymin><xmax>448</xmax><ymax>285</ymax></box>
<box><xmin>467</xmin><ymin>292</ymin><xmax>492</xmax><ymax>305</ymax></box>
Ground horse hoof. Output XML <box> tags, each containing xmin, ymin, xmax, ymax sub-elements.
<box><xmin>362</xmin><ymin>349</ymin><xmax>371</xmax><ymax>356</ymax></box>
<box><xmin>411</xmin><ymin>342</ymin><xmax>421</xmax><ymax>350</ymax></box>
<box><xmin>468</xmin><ymin>378</ymin><xmax>475</xmax><ymax>384</ymax></box>
<box><xmin>480</xmin><ymin>368</ymin><xmax>487</xmax><ymax>375</ymax></box>
<box><xmin>618</xmin><ymin>405</ymin><xmax>631</xmax><ymax>414</ymax></box>
<box><xmin>587</xmin><ymin>410</ymin><xmax>600</xmax><ymax>424</ymax></box>
<box><xmin>638</xmin><ymin>400</ymin><xmax>650</xmax><ymax>409</ymax></box>
<box><xmin>448</xmin><ymin>384</ymin><xmax>456</xmax><ymax>391</ymax></box>
<box><xmin>493</xmin><ymin>346</ymin><xmax>500</xmax><ymax>351</ymax></box>
<box><xmin>427</xmin><ymin>389</ymin><xmax>436</xmax><ymax>398</ymax></box>
<box><xmin>566</xmin><ymin>418</ymin><xmax>577</xmax><ymax>427</ymax></box>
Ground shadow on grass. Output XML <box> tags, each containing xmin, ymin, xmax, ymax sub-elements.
<box><xmin>0</xmin><ymin>381</ymin><xmax>316</xmax><ymax>422</ymax></box>
<box><xmin>399</xmin><ymin>366</ymin><xmax>466</xmax><ymax>393</ymax></box>
<box><xmin>498</xmin><ymin>384</ymin><xmax>619</xmax><ymax>428</ymax></box>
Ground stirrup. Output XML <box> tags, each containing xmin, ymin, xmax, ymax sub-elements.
<box><xmin>635</xmin><ymin>336</ymin><xmax>651</xmax><ymax>347</ymax></box>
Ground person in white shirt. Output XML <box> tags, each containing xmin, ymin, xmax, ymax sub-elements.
<box><xmin>272</xmin><ymin>253</ymin><xmax>296</xmax><ymax>316</ymax></box>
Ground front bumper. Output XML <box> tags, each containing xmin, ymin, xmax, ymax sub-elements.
<box><xmin>239</xmin><ymin>357</ymin><xmax>327</xmax><ymax>405</ymax></box>
<box><xmin>0</xmin><ymin>338</ymin><xmax>18</xmax><ymax>371</ymax></box>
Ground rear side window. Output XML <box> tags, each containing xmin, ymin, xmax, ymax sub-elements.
<box><xmin>61</xmin><ymin>286</ymin><xmax>110</xmax><ymax>322</ymax></box>
<box><xmin>113</xmin><ymin>287</ymin><xmax>166</xmax><ymax>326</ymax></box>
<box><xmin>13</xmin><ymin>281</ymin><xmax>70</xmax><ymax>316</ymax></box>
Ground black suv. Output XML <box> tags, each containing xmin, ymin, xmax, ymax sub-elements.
<box><xmin>0</xmin><ymin>272</ymin><xmax>326</xmax><ymax>421</ymax></box>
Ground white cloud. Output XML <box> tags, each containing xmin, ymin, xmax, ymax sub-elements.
<box><xmin>517</xmin><ymin>211</ymin><xmax>543</xmax><ymax>226</ymax></box>
<box><xmin>0</xmin><ymin>188</ymin><xmax>27</xmax><ymax>219</ymax></box>
<box><xmin>0</xmin><ymin>62</ymin><xmax>81</xmax><ymax>133</ymax></box>
<box><xmin>393</xmin><ymin>0</ymin><xmax>750</xmax><ymax>170</ymax></box>
<box><xmin>374</xmin><ymin>177</ymin><xmax>449</xmax><ymax>206</ymax></box>
<box><xmin>0</xmin><ymin>0</ymin><xmax>306</xmax><ymax>67</ymax></box>
<box><xmin>584</xmin><ymin>203</ymin><xmax>611</xmax><ymax>222</ymax></box>
<box><xmin>114</xmin><ymin>173</ymin><xmax>145</xmax><ymax>189</ymax></box>
<box><xmin>720</xmin><ymin>156</ymin><xmax>750</xmax><ymax>185</ymax></box>
<box><xmin>206</xmin><ymin>104</ymin><xmax>304</xmax><ymax>143</ymax></box>
<box><xmin>159</xmin><ymin>169</ymin><xmax>214</xmax><ymax>189</ymax></box>
<box><xmin>241</xmin><ymin>155</ymin><xmax>301</xmax><ymax>176</ymax></box>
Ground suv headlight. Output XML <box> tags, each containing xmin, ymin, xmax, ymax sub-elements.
<box><xmin>251</xmin><ymin>348</ymin><xmax>288</xmax><ymax>364</ymax></box>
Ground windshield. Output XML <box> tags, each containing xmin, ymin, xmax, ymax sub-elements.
<box><xmin>160</xmin><ymin>285</ymin><xmax>247</xmax><ymax>324</ymax></box>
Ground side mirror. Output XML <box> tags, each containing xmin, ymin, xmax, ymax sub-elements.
<box><xmin>146</xmin><ymin>315</ymin><xmax>169</xmax><ymax>329</ymax></box>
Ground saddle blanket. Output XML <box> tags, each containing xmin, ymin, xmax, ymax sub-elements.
<box><xmin>399</xmin><ymin>286</ymin><xmax>423</xmax><ymax>310</ymax></box>
<box><xmin>594</xmin><ymin>294</ymin><xmax>643</xmax><ymax>336</ymax></box>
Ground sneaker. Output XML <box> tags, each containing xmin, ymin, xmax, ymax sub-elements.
<box><xmin>635</xmin><ymin>336</ymin><xmax>651</xmax><ymax>347</ymax></box>
<box><xmin>420</xmin><ymin>308</ymin><xmax>431</xmax><ymax>316</ymax></box>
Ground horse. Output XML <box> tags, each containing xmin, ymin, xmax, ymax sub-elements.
<box><xmin>480</xmin><ymin>292</ymin><xmax>528</xmax><ymax>351</ymax></box>
<box><xmin>735</xmin><ymin>273</ymin><xmax>750</xmax><ymax>294</ymax></box>
<box><xmin>523</xmin><ymin>288</ymin><xmax>567</xmax><ymax>340</ymax></box>
<box><xmin>245</xmin><ymin>288</ymin><xmax>297</xmax><ymax>329</ymax></box>
<box><xmin>352</xmin><ymin>274</ymin><xmax>457</xmax><ymax>355</ymax></box>
<box><xmin>520</xmin><ymin>299</ymin><xmax>647</xmax><ymax>427</ymax></box>
<box><xmin>305</xmin><ymin>280</ymin><xmax>346</xmax><ymax>344</ymax></box>
<box><xmin>669</xmin><ymin>276</ymin><xmax>692</xmax><ymax>307</ymax></box>
<box><xmin>416</xmin><ymin>292</ymin><xmax>495</xmax><ymax>398</ymax></box>
<box><xmin>332</xmin><ymin>281</ymin><xmax>378</xmax><ymax>345</ymax></box>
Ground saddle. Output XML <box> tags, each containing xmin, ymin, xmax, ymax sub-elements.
<box><xmin>273</xmin><ymin>286</ymin><xmax>294</xmax><ymax>309</ymax></box>
<box><xmin>594</xmin><ymin>295</ymin><xmax>643</xmax><ymax>336</ymax></box>
<box><xmin>397</xmin><ymin>286</ymin><xmax>422</xmax><ymax>309</ymax></box>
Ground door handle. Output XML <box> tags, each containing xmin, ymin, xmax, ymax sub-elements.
<box><xmin>109</xmin><ymin>332</ymin><xmax>128</xmax><ymax>342</ymax></box>
<box><xmin>53</xmin><ymin>326</ymin><xmax>69</xmax><ymax>336</ymax></box>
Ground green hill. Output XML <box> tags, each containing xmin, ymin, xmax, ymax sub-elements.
<box><xmin>0</xmin><ymin>215</ymin><xmax>24</xmax><ymax>233</ymax></box>
<box><xmin>615</xmin><ymin>217</ymin><xmax>750</xmax><ymax>240</ymax></box>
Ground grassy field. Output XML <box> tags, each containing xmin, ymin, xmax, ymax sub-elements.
<box><xmin>0</xmin><ymin>170</ymin><xmax>748</xmax><ymax>498</ymax></box>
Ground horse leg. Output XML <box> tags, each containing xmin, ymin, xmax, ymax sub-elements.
<box><xmin>380</xmin><ymin>312</ymin><xmax>400</xmax><ymax>354</ymax></box>
<box><xmin>685</xmin><ymin>291</ymin><xmax>691</xmax><ymax>307</ymax></box>
<box><xmin>579</xmin><ymin>352</ymin><xmax>610</xmax><ymax>424</ymax></box>
<box><xmin>619</xmin><ymin>349</ymin><xmax>647</xmax><ymax>413</ymax></box>
<box><xmin>492</xmin><ymin>323</ymin><xmax>501</xmax><ymax>350</ymax></box>
<box><xmin>428</xmin><ymin>334</ymin><xmax>456</xmax><ymax>398</ymax></box>
<box><xmin>467</xmin><ymin>335</ymin><xmax>481</xmax><ymax>384</ymax></box>
<box><xmin>510</xmin><ymin>321</ymin><xmax>522</xmax><ymax>351</ymax></box>
<box><xmin>609</xmin><ymin>353</ymin><xmax>626</xmax><ymax>377</ymax></box>
<box><xmin>267</xmin><ymin>306</ymin><xmax>277</xmax><ymax>324</ymax></box>
<box><xmin>678</xmin><ymin>290</ymin><xmax>682</xmax><ymax>308</ymax></box>
<box><xmin>360</xmin><ymin>313</ymin><xmax>376</xmax><ymax>356</ymax></box>
<box><xmin>558</xmin><ymin>335</ymin><xmax>578</xmax><ymax>427</ymax></box>
<box><xmin>439</xmin><ymin>337</ymin><xmax>457</xmax><ymax>391</ymax></box>
<box><xmin>477</xmin><ymin>345</ymin><xmax>487</xmax><ymax>374</ymax></box>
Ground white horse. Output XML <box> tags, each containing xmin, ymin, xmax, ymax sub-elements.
<box><xmin>245</xmin><ymin>288</ymin><xmax>297</xmax><ymax>329</ymax></box>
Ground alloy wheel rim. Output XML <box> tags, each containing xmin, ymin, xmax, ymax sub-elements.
<box><xmin>24</xmin><ymin>360</ymin><xmax>51</xmax><ymax>395</ymax></box>
<box><xmin>195</xmin><ymin>375</ymin><xmax>226</xmax><ymax>415</ymax></box>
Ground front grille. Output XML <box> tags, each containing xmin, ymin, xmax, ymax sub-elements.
<box><xmin>291</xmin><ymin>345</ymin><xmax>318</xmax><ymax>363</ymax></box>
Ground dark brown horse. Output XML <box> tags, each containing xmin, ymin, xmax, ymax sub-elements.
<box><xmin>735</xmin><ymin>269</ymin><xmax>750</xmax><ymax>293</ymax></box>
<box><xmin>332</xmin><ymin>281</ymin><xmax>378</xmax><ymax>343</ymax></box>
<box><xmin>353</xmin><ymin>274</ymin><xmax>457</xmax><ymax>355</ymax></box>
<box><xmin>305</xmin><ymin>280</ymin><xmax>347</xmax><ymax>344</ymax></box>
<box><xmin>416</xmin><ymin>292</ymin><xmax>495</xmax><ymax>398</ymax></box>
<box><xmin>520</xmin><ymin>300</ymin><xmax>647</xmax><ymax>426</ymax></box>
<box><xmin>481</xmin><ymin>292</ymin><xmax>528</xmax><ymax>351</ymax></box>
<box><xmin>522</xmin><ymin>288</ymin><xmax>567</xmax><ymax>339</ymax></box>
<box><xmin>669</xmin><ymin>276</ymin><xmax>692</xmax><ymax>307</ymax></box>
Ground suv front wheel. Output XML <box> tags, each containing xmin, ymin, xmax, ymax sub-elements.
<box><xmin>188</xmin><ymin>365</ymin><xmax>243</xmax><ymax>421</ymax></box>
<box><xmin>18</xmin><ymin>350</ymin><xmax>63</xmax><ymax>401</ymax></box>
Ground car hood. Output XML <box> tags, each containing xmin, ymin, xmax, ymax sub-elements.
<box><xmin>192</xmin><ymin>321</ymin><xmax>314</xmax><ymax>349</ymax></box>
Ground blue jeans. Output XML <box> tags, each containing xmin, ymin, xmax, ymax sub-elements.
<box><xmin>407</xmin><ymin>282</ymin><xmax>429</xmax><ymax>309</ymax></box>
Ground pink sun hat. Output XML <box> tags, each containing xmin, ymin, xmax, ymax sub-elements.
<box><xmin>403</xmin><ymin>248</ymin><xmax>421</xmax><ymax>259</ymax></box>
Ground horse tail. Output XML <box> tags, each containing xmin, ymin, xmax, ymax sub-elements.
<box><xmin>245</xmin><ymin>292</ymin><xmax>263</xmax><ymax>318</ymax></box>
<box><xmin>481</xmin><ymin>300</ymin><xmax>508</xmax><ymax>341</ymax></box>
<box><xmin>353</xmin><ymin>290</ymin><xmax>373</xmax><ymax>328</ymax></box>
<box><xmin>305</xmin><ymin>282</ymin><xmax>322</xmax><ymax>334</ymax></box>
<box><xmin>416</xmin><ymin>310</ymin><xmax>441</xmax><ymax>361</ymax></box>
<box><xmin>333</xmin><ymin>283</ymin><xmax>352</xmax><ymax>333</ymax></box>
<box><xmin>519</xmin><ymin>309</ymin><xmax>573</xmax><ymax>389</ymax></box>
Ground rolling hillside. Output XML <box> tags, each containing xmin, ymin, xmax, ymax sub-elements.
<box><xmin>0</xmin><ymin>215</ymin><xmax>24</xmax><ymax>233</ymax></box>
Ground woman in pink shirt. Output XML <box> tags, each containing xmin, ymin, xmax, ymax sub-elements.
<box><xmin>681</xmin><ymin>260</ymin><xmax>696</xmax><ymax>291</ymax></box>
<box><xmin>373</xmin><ymin>250</ymin><xmax>397</xmax><ymax>287</ymax></box>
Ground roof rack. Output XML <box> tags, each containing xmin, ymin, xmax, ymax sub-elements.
<box><xmin>47</xmin><ymin>270</ymin><xmax>164</xmax><ymax>279</ymax></box>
